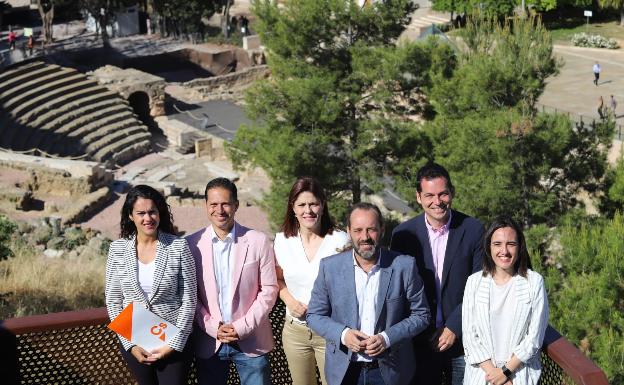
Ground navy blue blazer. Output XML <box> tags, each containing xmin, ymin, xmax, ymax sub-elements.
<box><xmin>390</xmin><ymin>209</ymin><xmax>484</xmax><ymax>342</ymax></box>
<box><xmin>307</xmin><ymin>249</ymin><xmax>430</xmax><ymax>385</ymax></box>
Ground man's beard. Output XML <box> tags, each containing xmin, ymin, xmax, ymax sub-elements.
<box><xmin>353</xmin><ymin>239</ymin><xmax>378</xmax><ymax>260</ymax></box>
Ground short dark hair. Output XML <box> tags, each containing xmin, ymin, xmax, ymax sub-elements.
<box><xmin>416</xmin><ymin>162</ymin><xmax>454</xmax><ymax>194</ymax></box>
<box><xmin>120</xmin><ymin>184</ymin><xmax>175</xmax><ymax>239</ymax></box>
<box><xmin>346</xmin><ymin>202</ymin><xmax>384</xmax><ymax>230</ymax></box>
<box><xmin>204</xmin><ymin>177</ymin><xmax>238</xmax><ymax>202</ymax></box>
<box><xmin>281</xmin><ymin>176</ymin><xmax>335</xmax><ymax>238</ymax></box>
<box><xmin>482</xmin><ymin>216</ymin><xmax>529</xmax><ymax>278</ymax></box>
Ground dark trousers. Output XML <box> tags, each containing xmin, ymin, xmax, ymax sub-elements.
<box><xmin>412</xmin><ymin>340</ymin><xmax>465</xmax><ymax>385</ymax></box>
<box><xmin>342</xmin><ymin>362</ymin><xmax>386</xmax><ymax>385</ymax></box>
<box><xmin>594</xmin><ymin>72</ymin><xmax>600</xmax><ymax>85</ymax></box>
<box><xmin>120</xmin><ymin>345</ymin><xmax>192</xmax><ymax>385</ymax></box>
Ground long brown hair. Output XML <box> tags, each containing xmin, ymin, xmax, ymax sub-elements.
<box><xmin>281</xmin><ymin>177</ymin><xmax>335</xmax><ymax>238</ymax></box>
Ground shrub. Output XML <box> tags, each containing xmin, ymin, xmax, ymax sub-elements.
<box><xmin>571</xmin><ymin>33</ymin><xmax>618</xmax><ymax>49</ymax></box>
<box><xmin>0</xmin><ymin>215</ymin><xmax>17</xmax><ymax>260</ymax></box>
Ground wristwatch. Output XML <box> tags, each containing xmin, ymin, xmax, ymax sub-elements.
<box><xmin>501</xmin><ymin>365</ymin><xmax>513</xmax><ymax>379</ymax></box>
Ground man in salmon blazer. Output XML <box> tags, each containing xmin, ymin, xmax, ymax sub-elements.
<box><xmin>186</xmin><ymin>177</ymin><xmax>278</xmax><ymax>385</ymax></box>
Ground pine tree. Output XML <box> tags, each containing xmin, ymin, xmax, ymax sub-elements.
<box><xmin>227</xmin><ymin>0</ymin><xmax>450</xmax><ymax>225</ymax></box>
<box><xmin>409</xmin><ymin>16</ymin><xmax>614</xmax><ymax>226</ymax></box>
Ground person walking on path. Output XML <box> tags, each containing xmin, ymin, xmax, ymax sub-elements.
<box><xmin>610</xmin><ymin>95</ymin><xmax>617</xmax><ymax>117</ymax></box>
<box><xmin>27</xmin><ymin>35</ymin><xmax>34</xmax><ymax>56</ymax></box>
<box><xmin>593</xmin><ymin>62</ymin><xmax>601</xmax><ymax>86</ymax></box>
<box><xmin>598</xmin><ymin>96</ymin><xmax>605</xmax><ymax>119</ymax></box>
<box><xmin>7</xmin><ymin>30</ymin><xmax>16</xmax><ymax>50</ymax></box>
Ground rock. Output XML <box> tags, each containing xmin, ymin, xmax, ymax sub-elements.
<box><xmin>49</xmin><ymin>216</ymin><xmax>62</xmax><ymax>236</ymax></box>
<box><xmin>32</xmin><ymin>224</ymin><xmax>53</xmax><ymax>245</ymax></box>
<box><xmin>15</xmin><ymin>190</ymin><xmax>35</xmax><ymax>211</ymax></box>
<box><xmin>44</xmin><ymin>249</ymin><xmax>64</xmax><ymax>258</ymax></box>
<box><xmin>46</xmin><ymin>236</ymin><xmax>65</xmax><ymax>250</ymax></box>
<box><xmin>85</xmin><ymin>236</ymin><xmax>110</xmax><ymax>258</ymax></box>
<box><xmin>17</xmin><ymin>221</ymin><xmax>34</xmax><ymax>234</ymax></box>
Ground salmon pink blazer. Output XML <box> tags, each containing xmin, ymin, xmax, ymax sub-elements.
<box><xmin>186</xmin><ymin>222</ymin><xmax>278</xmax><ymax>358</ymax></box>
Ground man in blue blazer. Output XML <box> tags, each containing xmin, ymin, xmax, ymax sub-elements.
<box><xmin>390</xmin><ymin>162</ymin><xmax>484</xmax><ymax>385</ymax></box>
<box><xmin>308</xmin><ymin>203</ymin><xmax>430</xmax><ymax>385</ymax></box>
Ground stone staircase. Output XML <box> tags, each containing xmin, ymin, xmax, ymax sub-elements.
<box><xmin>0</xmin><ymin>61</ymin><xmax>152</xmax><ymax>165</ymax></box>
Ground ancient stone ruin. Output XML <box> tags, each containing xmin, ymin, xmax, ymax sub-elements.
<box><xmin>0</xmin><ymin>60</ymin><xmax>152</xmax><ymax>165</ymax></box>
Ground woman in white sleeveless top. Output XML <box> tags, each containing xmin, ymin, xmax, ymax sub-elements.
<box><xmin>462</xmin><ymin>216</ymin><xmax>549</xmax><ymax>385</ymax></box>
<box><xmin>274</xmin><ymin>177</ymin><xmax>349</xmax><ymax>385</ymax></box>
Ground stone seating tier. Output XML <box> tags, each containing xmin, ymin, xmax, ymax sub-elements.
<box><xmin>0</xmin><ymin>61</ymin><xmax>152</xmax><ymax>165</ymax></box>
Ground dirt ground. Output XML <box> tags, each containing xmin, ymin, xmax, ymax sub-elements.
<box><xmin>79</xmin><ymin>149</ymin><xmax>272</xmax><ymax>240</ymax></box>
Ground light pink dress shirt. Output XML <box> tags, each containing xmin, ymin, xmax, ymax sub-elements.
<box><xmin>424</xmin><ymin>211</ymin><xmax>452</xmax><ymax>328</ymax></box>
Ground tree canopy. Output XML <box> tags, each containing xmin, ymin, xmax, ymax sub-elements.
<box><xmin>399</xmin><ymin>16</ymin><xmax>615</xmax><ymax>226</ymax></box>
<box><xmin>227</xmin><ymin>0</ymin><xmax>449</xmax><ymax>225</ymax></box>
<box><xmin>529</xmin><ymin>214</ymin><xmax>624</xmax><ymax>383</ymax></box>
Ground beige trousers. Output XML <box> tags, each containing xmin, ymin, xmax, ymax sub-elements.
<box><xmin>282</xmin><ymin>315</ymin><xmax>327</xmax><ymax>385</ymax></box>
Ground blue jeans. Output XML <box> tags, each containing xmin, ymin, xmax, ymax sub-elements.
<box><xmin>342</xmin><ymin>362</ymin><xmax>386</xmax><ymax>385</ymax></box>
<box><xmin>196</xmin><ymin>343</ymin><xmax>270</xmax><ymax>385</ymax></box>
<box><xmin>449</xmin><ymin>355</ymin><xmax>465</xmax><ymax>385</ymax></box>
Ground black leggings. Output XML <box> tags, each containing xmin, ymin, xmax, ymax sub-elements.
<box><xmin>120</xmin><ymin>345</ymin><xmax>192</xmax><ymax>385</ymax></box>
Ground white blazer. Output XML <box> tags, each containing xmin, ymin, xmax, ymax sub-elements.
<box><xmin>105</xmin><ymin>231</ymin><xmax>197</xmax><ymax>352</ymax></box>
<box><xmin>462</xmin><ymin>269</ymin><xmax>549</xmax><ymax>385</ymax></box>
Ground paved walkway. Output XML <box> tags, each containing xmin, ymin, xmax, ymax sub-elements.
<box><xmin>539</xmin><ymin>45</ymin><xmax>624</xmax><ymax>133</ymax></box>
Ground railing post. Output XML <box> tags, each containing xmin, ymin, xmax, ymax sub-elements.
<box><xmin>0</xmin><ymin>325</ymin><xmax>19</xmax><ymax>385</ymax></box>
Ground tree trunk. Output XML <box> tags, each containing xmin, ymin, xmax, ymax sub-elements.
<box><xmin>37</xmin><ymin>1</ymin><xmax>55</xmax><ymax>44</ymax></box>
<box><xmin>222</xmin><ymin>0</ymin><xmax>232</xmax><ymax>38</ymax></box>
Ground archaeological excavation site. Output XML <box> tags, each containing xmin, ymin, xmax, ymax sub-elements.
<box><xmin>0</xmin><ymin>31</ymin><xmax>271</xmax><ymax>237</ymax></box>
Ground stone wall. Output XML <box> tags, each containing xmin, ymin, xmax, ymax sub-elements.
<box><xmin>183</xmin><ymin>65</ymin><xmax>270</xmax><ymax>93</ymax></box>
<box><xmin>90</xmin><ymin>65</ymin><xmax>167</xmax><ymax>117</ymax></box>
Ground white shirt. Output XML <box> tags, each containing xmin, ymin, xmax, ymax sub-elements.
<box><xmin>137</xmin><ymin>259</ymin><xmax>155</xmax><ymax>300</ymax></box>
<box><xmin>341</xmin><ymin>251</ymin><xmax>391</xmax><ymax>362</ymax></box>
<box><xmin>274</xmin><ymin>230</ymin><xmax>349</xmax><ymax>322</ymax></box>
<box><xmin>490</xmin><ymin>278</ymin><xmax>516</xmax><ymax>364</ymax></box>
<box><xmin>212</xmin><ymin>226</ymin><xmax>235</xmax><ymax>323</ymax></box>
<box><xmin>593</xmin><ymin>63</ymin><xmax>601</xmax><ymax>74</ymax></box>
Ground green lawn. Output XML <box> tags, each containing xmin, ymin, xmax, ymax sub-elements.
<box><xmin>546</xmin><ymin>20</ymin><xmax>624</xmax><ymax>45</ymax></box>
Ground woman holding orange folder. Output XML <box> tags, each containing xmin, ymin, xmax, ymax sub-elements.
<box><xmin>105</xmin><ymin>185</ymin><xmax>197</xmax><ymax>385</ymax></box>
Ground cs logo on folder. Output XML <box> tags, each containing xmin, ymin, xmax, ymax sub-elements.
<box><xmin>108</xmin><ymin>302</ymin><xmax>180</xmax><ymax>351</ymax></box>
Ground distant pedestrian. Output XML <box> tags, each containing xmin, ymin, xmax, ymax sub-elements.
<box><xmin>610</xmin><ymin>95</ymin><xmax>617</xmax><ymax>116</ymax></box>
<box><xmin>241</xmin><ymin>16</ymin><xmax>249</xmax><ymax>36</ymax></box>
<box><xmin>27</xmin><ymin>35</ymin><xmax>34</xmax><ymax>56</ymax></box>
<box><xmin>8</xmin><ymin>30</ymin><xmax>16</xmax><ymax>50</ymax></box>
<box><xmin>598</xmin><ymin>96</ymin><xmax>605</xmax><ymax>119</ymax></box>
<box><xmin>593</xmin><ymin>62</ymin><xmax>601</xmax><ymax>86</ymax></box>
<box><xmin>230</xmin><ymin>15</ymin><xmax>238</xmax><ymax>35</ymax></box>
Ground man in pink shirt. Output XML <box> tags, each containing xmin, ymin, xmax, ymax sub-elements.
<box><xmin>186</xmin><ymin>177</ymin><xmax>278</xmax><ymax>385</ymax></box>
<box><xmin>390</xmin><ymin>163</ymin><xmax>484</xmax><ymax>385</ymax></box>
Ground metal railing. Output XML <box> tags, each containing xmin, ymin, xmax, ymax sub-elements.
<box><xmin>0</xmin><ymin>303</ymin><xmax>610</xmax><ymax>385</ymax></box>
<box><xmin>539</xmin><ymin>103</ymin><xmax>624</xmax><ymax>141</ymax></box>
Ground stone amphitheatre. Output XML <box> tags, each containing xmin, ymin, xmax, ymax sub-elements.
<box><xmin>0</xmin><ymin>29</ymin><xmax>272</xmax><ymax>238</ymax></box>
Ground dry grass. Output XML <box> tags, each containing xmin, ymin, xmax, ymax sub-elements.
<box><xmin>0</xmin><ymin>239</ymin><xmax>106</xmax><ymax>319</ymax></box>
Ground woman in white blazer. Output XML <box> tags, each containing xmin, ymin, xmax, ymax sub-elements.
<box><xmin>462</xmin><ymin>216</ymin><xmax>548</xmax><ymax>385</ymax></box>
<box><xmin>274</xmin><ymin>177</ymin><xmax>349</xmax><ymax>385</ymax></box>
<box><xmin>105</xmin><ymin>185</ymin><xmax>197</xmax><ymax>385</ymax></box>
